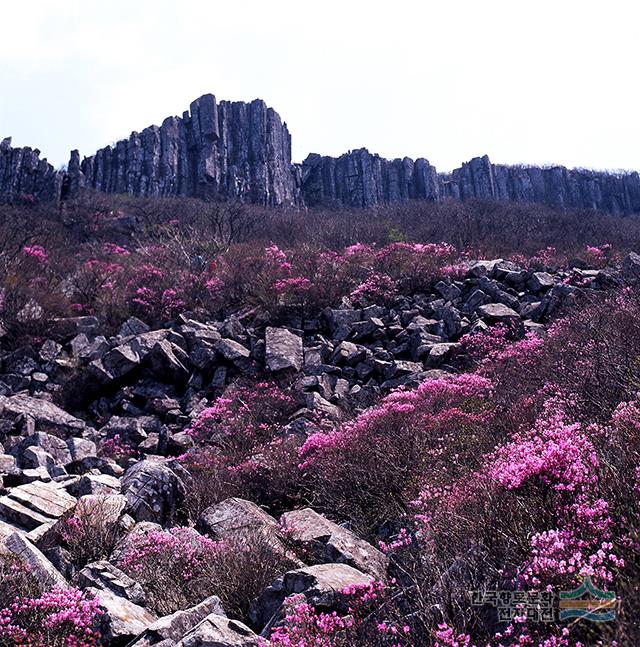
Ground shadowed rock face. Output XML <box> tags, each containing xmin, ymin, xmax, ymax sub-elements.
<box><xmin>441</xmin><ymin>154</ymin><xmax>640</xmax><ymax>215</ymax></box>
<box><xmin>300</xmin><ymin>149</ymin><xmax>440</xmax><ymax>208</ymax></box>
<box><xmin>0</xmin><ymin>137</ymin><xmax>62</xmax><ymax>203</ymax></box>
<box><xmin>301</xmin><ymin>151</ymin><xmax>640</xmax><ymax>214</ymax></box>
<box><xmin>1</xmin><ymin>94</ymin><xmax>639</xmax><ymax>213</ymax></box>
<box><xmin>75</xmin><ymin>94</ymin><xmax>297</xmax><ymax>206</ymax></box>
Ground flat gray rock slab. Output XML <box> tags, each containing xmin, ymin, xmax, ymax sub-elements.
<box><xmin>177</xmin><ymin>614</ymin><xmax>260</xmax><ymax>646</ymax></box>
<box><xmin>3</xmin><ymin>531</ymin><xmax>69</xmax><ymax>589</ymax></box>
<box><xmin>265</xmin><ymin>327</ymin><xmax>303</xmax><ymax>372</ymax></box>
<box><xmin>0</xmin><ymin>480</ymin><xmax>76</xmax><ymax>532</ymax></box>
<box><xmin>280</xmin><ymin>508</ymin><xmax>388</xmax><ymax>578</ymax></box>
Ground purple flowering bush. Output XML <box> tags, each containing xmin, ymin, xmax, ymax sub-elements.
<box><xmin>118</xmin><ymin>526</ymin><xmax>293</xmax><ymax>619</ymax></box>
<box><xmin>0</xmin><ymin>554</ymin><xmax>102</xmax><ymax>647</ymax></box>
<box><xmin>180</xmin><ymin>380</ymin><xmax>304</xmax><ymax>517</ymax></box>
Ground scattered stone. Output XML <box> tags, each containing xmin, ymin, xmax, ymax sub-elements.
<box><xmin>3</xmin><ymin>532</ymin><xmax>69</xmax><ymax>589</ymax></box>
<box><xmin>129</xmin><ymin>596</ymin><xmax>226</xmax><ymax>646</ymax></box>
<box><xmin>0</xmin><ymin>395</ymin><xmax>85</xmax><ymax>437</ymax></box>
<box><xmin>265</xmin><ymin>327</ymin><xmax>303</xmax><ymax>372</ymax></box>
<box><xmin>121</xmin><ymin>460</ymin><xmax>186</xmax><ymax>524</ymax></box>
<box><xmin>280</xmin><ymin>508</ymin><xmax>388</xmax><ymax>578</ymax></box>
<box><xmin>91</xmin><ymin>586</ymin><xmax>157</xmax><ymax>644</ymax></box>
<box><xmin>477</xmin><ymin>303</ymin><xmax>521</xmax><ymax>323</ymax></box>
<box><xmin>196</xmin><ymin>497</ymin><xmax>279</xmax><ymax>540</ymax></box>
<box><xmin>177</xmin><ymin>614</ymin><xmax>260</xmax><ymax>647</ymax></box>
<box><xmin>0</xmin><ymin>480</ymin><xmax>76</xmax><ymax>531</ymax></box>
<box><xmin>76</xmin><ymin>560</ymin><xmax>146</xmax><ymax>605</ymax></box>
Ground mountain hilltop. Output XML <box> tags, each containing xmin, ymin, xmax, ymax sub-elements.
<box><xmin>2</xmin><ymin>93</ymin><xmax>639</xmax><ymax>213</ymax></box>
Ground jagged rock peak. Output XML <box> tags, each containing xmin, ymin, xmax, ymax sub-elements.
<box><xmin>0</xmin><ymin>137</ymin><xmax>62</xmax><ymax>203</ymax></box>
<box><xmin>300</xmin><ymin>148</ymin><xmax>440</xmax><ymax>208</ymax></box>
<box><xmin>441</xmin><ymin>154</ymin><xmax>640</xmax><ymax>215</ymax></box>
<box><xmin>71</xmin><ymin>94</ymin><xmax>298</xmax><ymax>206</ymax></box>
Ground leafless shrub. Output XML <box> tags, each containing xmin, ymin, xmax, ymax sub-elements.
<box><xmin>44</xmin><ymin>495</ymin><xmax>123</xmax><ymax>570</ymax></box>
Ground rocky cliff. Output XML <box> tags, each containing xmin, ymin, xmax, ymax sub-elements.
<box><xmin>0</xmin><ymin>137</ymin><xmax>62</xmax><ymax>203</ymax></box>
<box><xmin>442</xmin><ymin>154</ymin><xmax>640</xmax><ymax>215</ymax></box>
<box><xmin>300</xmin><ymin>149</ymin><xmax>440</xmax><ymax>208</ymax></box>
<box><xmin>74</xmin><ymin>94</ymin><xmax>297</xmax><ymax>205</ymax></box>
<box><xmin>302</xmin><ymin>150</ymin><xmax>640</xmax><ymax>214</ymax></box>
<box><xmin>1</xmin><ymin>93</ymin><xmax>639</xmax><ymax>214</ymax></box>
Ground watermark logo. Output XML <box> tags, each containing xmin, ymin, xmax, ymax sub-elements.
<box><xmin>559</xmin><ymin>576</ymin><xmax>616</xmax><ymax>623</ymax></box>
<box><xmin>471</xmin><ymin>577</ymin><xmax>617</xmax><ymax>623</ymax></box>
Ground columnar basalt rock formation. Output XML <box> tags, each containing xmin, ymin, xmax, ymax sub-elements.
<box><xmin>299</xmin><ymin>149</ymin><xmax>441</xmax><ymax>208</ymax></box>
<box><xmin>75</xmin><ymin>94</ymin><xmax>297</xmax><ymax>206</ymax></box>
<box><xmin>302</xmin><ymin>150</ymin><xmax>640</xmax><ymax>214</ymax></box>
<box><xmin>441</xmin><ymin>154</ymin><xmax>640</xmax><ymax>215</ymax></box>
<box><xmin>0</xmin><ymin>138</ymin><xmax>62</xmax><ymax>203</ymax></box>
<box><xmin>1</xmin><ymin>93</ymin><xmax>639</xmax><ymax>214</ymax></box>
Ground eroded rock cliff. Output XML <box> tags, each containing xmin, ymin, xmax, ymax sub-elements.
<box><xmin>300</xmin><ymin>149</ymin><xmax>440</xmax><ymax>208</ymax></box>
<box><xmin>301</xmin><ymin>150</ymin><xmax>640</xmax><ymax>214</ymax></box>
<box><xmin>1</xmin><ymin>94</ymin><xmax>639</xmax><ymax>214</ymax></box>
<box><xmin>74</xmin><ymin>94</ymin><xmax>297</xmax><ymax>206</ymax></box>
<box><xmin>0</xmin><ymin>137</ymin><xmax>62</xmax><ymax>203</ymax></box>
<box><xmin>441</xmin><ymin>154</ymin><xmax>640</xmax><ymax>215</ymax></box>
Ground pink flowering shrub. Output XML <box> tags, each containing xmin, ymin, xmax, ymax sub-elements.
<box><xmin>65</xmin><ymin>241</ymin><xmax>228</xmax><ymax>328</ymax></box>
<box><xmin>101</xmin><ymin>242</ymin><xmax>130</xmax><ymax>256</ymax></box>
<box><xmin>268</xmin><ymin>581</ymin><xmax>411</xmax><ymax>647</ymax></box>
<box><xmin>583</xmin><ymin>243</ymin><xmax>613</xmax><ymax>268</ymax></box>
<box><xmin>1</xmin><ymin>238</ymin><xmax>72</xmax><ymax>343</ymax></box>
<box><xmin>294</xmin><ymin>292</ymin><xmax>640</xmax><ymax>644</ymax></box>
<box><xmin>52</xmin><ymin>495</ymin><xmax>122</xmax><ymax>570</ymax></box>
<box><xmin>181</xmin><ymin>381</ymin><xmax>304</xmax><ymax>516</ymax></box>
<box><xmin>22</xmin><ymin>244</ymin><xmax>49</xmax><ymax>264</ymax></box>
<box><xmin>530</xmin><ymin>245</ymin><xmax>563</xmax><ymax>269</ymax></box>
<box><xmin>390</xmin><ymin>333</ymin><xmax>636</xmax><ymax>644</ymax></box>
<box><xmin>300</xmin><ymin>373</ymin><xmax>494</xmax><ymax>535</ymax></box>
<box><xmin>98</xmin><ymin>433</ymin><xmax>139</xmax><ymax>466</ymax></box>
<box><xmin>350</xmin><ymin>273</ymin><xmax>396</xmax><ymax>305</ymax></box>
<box><xmin>0</xmin><ymin>554</ymin><xmax>41</xmax><ymax>609</ymax></box>
<box><xmin>214</xmin><ymin>240</ymin><xmax>458</xmax><ymax>318</ymax></box>
<box><xmin>117</xmin><ymin>526</ymin><xmax>222</xmax><ymax>614</ymax></box>
<box><xmin>483</xmin><ymin>404</ymin><xmax>623</xmax><ymax>587</ymax></box>
<box><xmin>0</xmin><ymin>586</ymin><xmax>102</xmax><ymax>647</ymax></box>
<box><xmin>118</xmin><ymin>526</ymin><xmax>293</xmax><ymax>619</ymax></box>
<box><xmin>433</xmin><ymin>621</ymin><xmax>577</xmax><ymax>647</ymax></box>
<box><xmin>186</xmin><ymin>380</ymin><xmax>297</xmax><ymax>443</ymax></box>
<box><xmin>461</xmin><ymin>324</ymin><xmax>545</xmax><ymax>367</ymax></box>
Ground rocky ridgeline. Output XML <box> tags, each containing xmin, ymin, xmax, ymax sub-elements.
<box><xmin>2</xmin><ymin>94</ymin><xmax>297</xmax><ymax>207</ymax></box>
<box><xmin>0</xmin><ymin>137</ymin><xmax>62</xmax><ymax>203</ymax></box>
<box><xmin>76</xmin><ymin>95</ymin><xmax>297</xmax><ymax>206</ymax></box>
<box><xmin>2</xmin><ymin>93</ymin><xmax>640</xmax><ymax>213</ymax></box>
<box><xmin>0</xmin><ymin>254</ymin><xmax>639</xmax><ymax>644</ymax></box>
<box><xmin>303</xmin><ymin>151</ymin><xmax>640</xmax><ymax>213</ymax></box>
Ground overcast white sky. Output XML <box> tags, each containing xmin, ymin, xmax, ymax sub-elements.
<box><xmin>1</xmin><ymin>0</ymin><xmax>638</xmax><ymax>173</ymax></box>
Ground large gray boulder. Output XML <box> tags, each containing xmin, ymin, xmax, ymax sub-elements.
<box><xmin>196</xmin><ymin>497</ymin><xmax>279</xmax><ymax>540</ymax></box>
<box><xmin>121</xmin><ymin>460</ymin><xmax>186</xmax><ymax>524</ymax></box>
<box><xmin>3</xmin><ymin>532</ymin><xmax>69</xmax><ymax>589</ymax></box>
<box><xmin>0</xmin><ymin>395</ymin><xmax>85</xmax><ymax>437</ymax></box>
<box><xmin>622</xmin><ymin>251</ymin><xmax>640</xmax><ymax>281</ymax></box>
<box><xmin>11</xmin><ymin>432</ymin><xmax>72</xmax><ymax>467</ymax></box>
<box><xmin>477</xmin><ymin>303</ymin><xmax>521</xmax><ymax>324</ymax></box>
<box><xmin>280</xmin><ymin>508</ymin><xmax>388</xmax><ymax>579</ymax></box>
<box><xmin>265</xmin><ymin>327</ymin><xmax>303</xmax><ymax>372</ymax></box>
<box><xmin>128</xmin><ymin>595</ymin><xmax>226</xmax><ymax>646</ymax></box>
<box><xmin>75</xmin><ymin>560</ymin><xmax>146</xmax><ymax>605</ymax></box>
<box><xmin>0</xmin><ymin>480</ymin><xmax>76</xmax><ymax>532</ymax></box>
<box><xmin>177</xmin><ymin>614</ymin><xmax>261</xmax><ymax>647</ymax></box>
<box><xmin>90</xmin><ymin>586</ymin><xmax>157</xmax><ymax>644</ymax></box>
